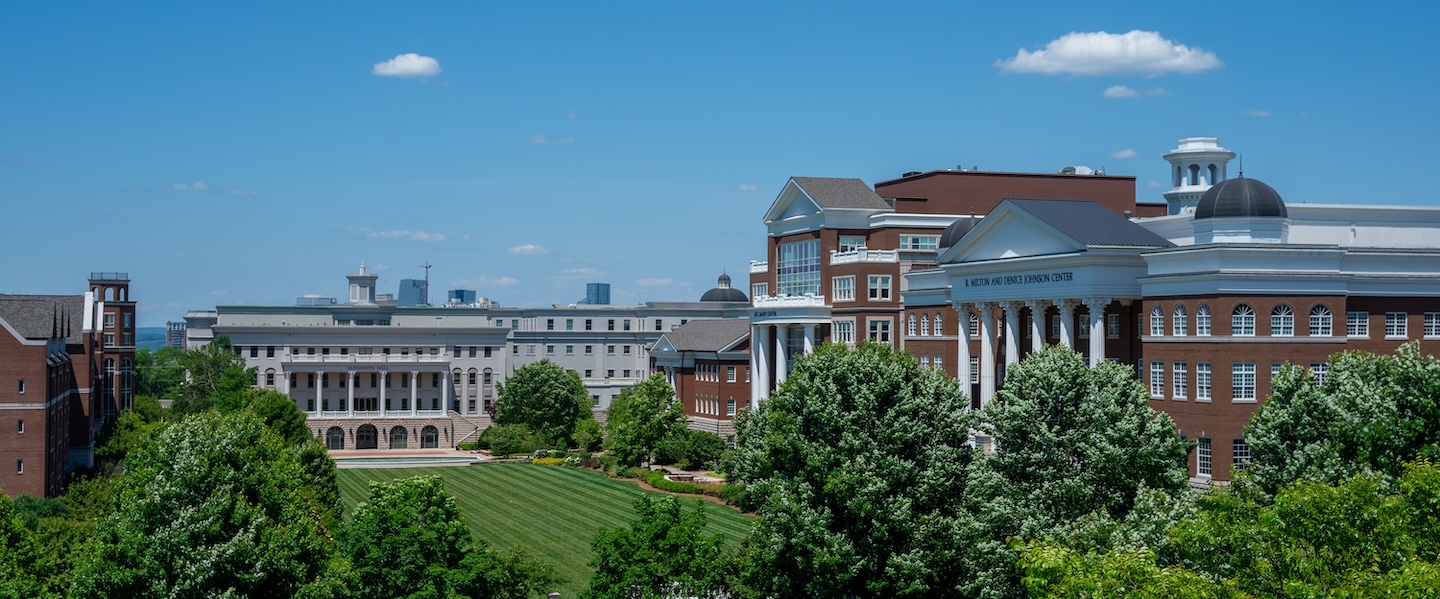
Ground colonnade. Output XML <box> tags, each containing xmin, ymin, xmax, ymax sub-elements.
<box><xmin>283</xmin><ymin>369</ymin><xmax>459</xmax><ymax>419</ymax></box>
<box><xmin>749</xmin><ymin>322</ymin><xmax>818</xmax><ymax>407</ymax></box>
<box><xmin>955</xmin><ymin>297</ymin><xmax>1112</xmax><ymax>407</ymax></box>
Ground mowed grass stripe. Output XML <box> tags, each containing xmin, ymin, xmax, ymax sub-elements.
<box><xmin>336</xmin><ymin>464</ymin><xmax>754</xmax><ymax>598</ymax></box>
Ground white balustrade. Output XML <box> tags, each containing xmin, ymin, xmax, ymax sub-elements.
<box><xmin>829</xmin><ymin>248</ymin><xmax>899</xmax><ymax>265</ymax></box>
<box><xmin>749</xmin><ymin>260</ymin><xmax>769</xmax><ymax>273</ymax></box>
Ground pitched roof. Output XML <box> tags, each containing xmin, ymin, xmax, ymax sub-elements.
<box><xmin>790</xmin><ymin>177</ymin><xmax>891</xmax><ymax>210</ymax></box>
<box><xmin>1005</xmin><ymin>198</ymin><xmax>1175</xmax><ymax>248</ymax></box>
<box><xmin>657</xmin><ymin>319</ymin><xmax>750</xmax><ymax>352</ymax></box>
<box><xmin>0</xmin><ymin>294</ymin><xmax>85</xmax><ymax>342</ymax></box>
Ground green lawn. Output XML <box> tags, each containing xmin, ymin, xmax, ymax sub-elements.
<box><xmin>337</xmin><ymin>464</ymin><xmax>754</xmax><ymax>597</ymax></box>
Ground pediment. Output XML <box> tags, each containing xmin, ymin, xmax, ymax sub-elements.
<box><xmin>651</xmin><ymin>336</ymin><xmax>676</xmax><ymax>354</ymax></box>
<box><xmin>763</xmin><ymin>179</ymin><xmax>822</xmax><ymax>223</ymax></box>
<box><xmin>939</xmin><ymin>204</ymin><xmax>1085</xmax><ymax>264</ymax></box>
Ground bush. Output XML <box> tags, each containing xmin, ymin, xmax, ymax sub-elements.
<box><xmin>532</xmin><ymin>457</ymin><xmax>566</xmax><ymax>466</ymax></box>
<box><xmin>598</xmin><ymin>455</ymin><xmax>618</xmax><ymax>473</ymax></box>
<box><xmin>479</xmin><ymin>424</ymin><xmax>542</xmax><ymax>457</ymax></box>
<box><xmin>637</xmin><ymin>470</ymin><xmax>750</xmax><ymax>508</ymax></box>
<box><xmin>655</xmin><ymin>429</ymin><xmax>728</xmax><ymax>471</ymax></box>
<box><xmin>456</xmin><ymin>441</ymin><xmax>480</xmax><ymax>451</ymax></box>
<box><xmin>621</xmin><ymin>466</ymin><xmax>650</xmax><ymax>480</ymax></box>
<box><xmin>563</xmin><ymin>456</ymin><xmax>583</xmax><ymax>467</ymax></box>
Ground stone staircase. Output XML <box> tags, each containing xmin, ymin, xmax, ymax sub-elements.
<box><xmin>450</xmin><ymin>411</ymin><xmax>493</xmax><ymax>446</ymax></box>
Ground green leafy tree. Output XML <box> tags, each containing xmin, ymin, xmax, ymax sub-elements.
<box><xmin>964</xmin><ymin>345</ymin><xmax>1189</xmax><ymax>598</ymax></box>
<box><xmin>605</xmin><ymin>374</ymin><xmax>685</xmax><ymax>467</ymax></box>
<box><xmin>135</xmin><ymin>345</ymin><xmax>187</xmax><ymax>400</ymax></box>
<box><xmin>70</xmin><ymin>411</ymin><xmax>338</xmax><ymax>598</ymax></box>
<box><xmin>1018</xmin><ymin>542</ymin><xmax>1243</xmax><ymax>599</ymax></box>
<box><xmin>93</xmin><ymin>394</ymin><xmax>170</xmax><ymax>466</ymax></box>
<box><xmin>245</xmin><ymin>388</ymin><xmax>312</xmax><ymax>446</ymax></box>
<box><xmin>172</xmin><ymin>335</ymin><xmax>255</xmax><ymax>414</ymax></box>
<box><xmin>1247</xmin><ymin>342</ymin><xmax>1440</xmax><ymax>495</ymax></box>
<box><xmin>582</xmin><ymin>495</ymin><xmax>731</xmax><ymax>599</ymax></box>
<box><xmin>656</xmin><ymin>429</ymin><xmax>727</xmax><ymax>470</ymax></box>
<box><xmin>483</xmin><ymin>423</ymin><xmax>542</xmax><ymax>457</ymax></box>
<box><xmin>496</xmin><ymin>359</ymin><xmax>591</xmax><ymax>445</ymax></box>
<box><xmin>726</xmin><ymin>342</ymin><xmax>976</xmax><ymax>598</ymax></box>
<box><xmin>339</xmin><ymin>475</ymin><xmax>556</xmax><ymax>599</ymax></box>
<box><xmin>0</xmin><ymin>490</ymin><xmax>57</xmax><ymax>599</ymax></box>
<box><xmin>573</xmin><ymin>417</ymin><xmax>603</xmax><ymax>452</ymax></box>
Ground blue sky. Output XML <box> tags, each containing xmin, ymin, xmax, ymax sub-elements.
<box><xmin>3</xmin><ymin>1</ymin><xmax>1436</xmax><ymax>326</ymax></box>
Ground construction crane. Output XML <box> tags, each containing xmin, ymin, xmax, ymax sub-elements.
<box><xmin>418</xmin><ymin>262</ymin><xmax>431</xmax><ymax>305</ymax></box>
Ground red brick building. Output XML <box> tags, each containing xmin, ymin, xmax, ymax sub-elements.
<box><xmin>649</xmin><ymin>318</ymin><xmax>751</xmax><ymax>438</ymax></box>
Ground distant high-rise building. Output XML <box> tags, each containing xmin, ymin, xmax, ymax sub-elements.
<box><xmin>449</xmin><ymin>289</ymin><xmax>477</xmax><ymax>305</ymax></box>
<box><xmin>398</xmin><ymin>279</ymin><xmax>428</xmax><ymax>307</ymax></box>
<box><xmin>165</xmin><ymin>321</ymin><xmax>187</xmax><ymax>348</ymax></box>
<box><xmin>295</xmin><ymin>295</ymin><xmax>337</xmax><ymax>307</ymax></box>
<box><xmin>585</xmin><ymin>283</ymin><xmax>611</xmax><ymax>305</ymax></box>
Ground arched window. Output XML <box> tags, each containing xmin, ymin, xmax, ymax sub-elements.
<box><xmin>326</xmin><ymin>427</ymin><xmax>345</xmax><ymax>450</ymax></box>
<box><xmin>1172</xmin><ymin>305</ymin><xmax>1188</xmax><ymax>336</ymax></box>
<box><xmin>1233</xmin><ymin>304</ymin><xmax>1256</xmax><ymax>336</ymax></box>
<box><xmin>421</xmin><ymin>426</ymin><xmax>439</xmax><ymax>449</ymax></box>
<box><xmin>1271</xmin><ymin>305</ymin><xmax>1295</xmax><ymax>336</ymax></box>
<box><xmin>355</xmin><ymin>424</ymin><xmax>377</xmax><ymax>450</ymax></box>
<box><xmin>1196</xmin><ymin>304</ymin><xmax>1212</xmax><ymax>336</ymax></box>
<box><xmin>1208</xmin><ymin>164</ymin><xmax>1218</xmax><ymax>185</ymax></box>
<box><xmin>389</xmin><ymin>426</ymin><xmax>408</xmax><ymax>449</ymax></box>
<box><xmin>264</xmin><ymin>368</ymin><xmax>276</xmax><ymax>387</ymax></box>
<box><xmin>908</xmin><ymin>313</ymin><xmax>917</xmax><ymax>336</ymax></box>
<box><xmin>920</xmin><ymin>314</ymin><xmax>930</xmax><ymax>336</ymax></box>
<box><xmin>1310</xmin><ymin>305</ymin><xmax>1333</xmax><ymax>336</ymax></box>
<box><xmin>968</xmin><ymin>312</ymin><xmax>979</xmax><ymax>338</ymax></box>
<box><xmin>452</xmin><ymin>369</ymin><xmax>462</xmax><ymax>386</ymax></box>
<box><xmin>1150</xmin><ymin>305</ymin><xmax>1165</xmax><ymax>336</ymax></box>
<box><xmin>468</xmin><ymin>368</ymin><xmax>477</xmax><ymax>386</ymax></box>
<box><xmin>1188</xmin><ymin>164</ymin><xmax>1200</xmax><ymax>186</ymax></box>
<box><xmin>934</xmin><ymin>312</ymin><xmax>943</xmax><ymax>336</ymax></box>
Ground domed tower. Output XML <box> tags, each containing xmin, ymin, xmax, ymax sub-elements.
<box><xmin>1163</xmin><ymin>137</ymin><xmax>1236</xmax><ymax>215</ymax></box>
<box><xmin>700</xmin><ymin>273</ymin><xmax>748</xmax><ymax>302</ymax></box>
<box><xmin>1191</xmin><ymin>176</ymin><xmax>1289</xmax><ymax>244</ymax></box>
<box><xmin>937</xmin><ymin>214</ymin><xmax>980</xmax><ymax>257</ymax></box>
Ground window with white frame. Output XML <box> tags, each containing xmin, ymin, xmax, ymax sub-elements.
<box><xmin>908</xmin><ymin>313</ymin><xmax>917</xmax><ymax>336</ymax></box>
<box><xmin>1426</xmin><ymin>313</ymin><xmax>1440</xmax><ymax>338</ymax></box>
<box><xmin>838</xmin><ymin>235</ymin><xmax>867</xmax><ymax>252</ymax></box>
<box><xmin>1107</xmin><ymin>313</ymin><xmax>1120</xmax><ymax>339</ymax></box>
<box><xmin>1173</xmin><ymin>362</ymin><xmax>1188</xmax><ymax>399</ymax></box>
<box><xmin>970</xmin><ymin>357</ymin><xmax>979</xmax><ymax>384</ymax></box>
<box><xmin>898</xmin><ymin>235</ymin><xmax>939</xmax><ymax>251</ymax></box>
<box><xmin>1232</xmin><ymin>362</ymin><xmax>1256</xmax><ymax>401</ymax></box>
<box><xmin>934</xmin><ymin>312</ymin><xmax>943</xmax><ymax>336</ymax></box>
<box><xmin>934</xmin><ymin>355</ymin><xmax>942</xmax><ymax>370</ymax></box>
<box><xmin>1150</xmin><ymin>306</ymin><xmax>1165</xmax><ymax>336</ymax></box>
<box><xmin>1233</xmin><ymin>439</ymin><xmax>1252</xmax><ymax>470</ymax></box>
<box><xmin>1197</xmin><ymin>362</ymin><xmax>1212</xmax><ymax>401</ymax></box>
<box><xmin>833</xmin><ymin>319</ymin><xmax>856</xmax><ymax>346</ymax></box>
<box><xmin>971</xmin><ymin>312</ymin><xmax>981</xmax><ymax>339</ymax></box>
<box><xmin>1310</xmin><ymin>305</ymin><xmax>1333</xmax><ymax>336</ymax></box>
<box><xmin>868</xmin><ymin>275</ymin><xmax>892</xmax><ymax>301</ymax></box>
<box><xmin>920</xmin><ymin>355</ymin><xmax>930</xmax><ymax>368</ymax></box>
<box><xmin>1150</xmin><ymin>361</ymin><xmax>1165</xmax><ymax>398</ymax></box>
<box><xmin>1197</xmin><ymin>437</ymin><xmax>1212</xmax><ymax>476</ymax></box>
<box><xmin>726</xmin><ymin>399</ymin><xmax>736</xmax><ymax>416</ymax></box>
<box><xmin>1347</xmin><ymin>311</ymin><xmax>1369</xmax><ymax>337</ymax></box>
<box><xmin>1271</xmin><ymin>304</ymin><xmax>1294</xmax><ymax>336</ymax></box>
<box><xmin>776</xmin><ymin>239</ymin><xmax>821</xmax><ymax>296</ymax></box>
<box><xmin>1196</xmin><ymin>304</ymin><xmax>1212</xmax><ymax>336</ymax></box>
<box><xmin>1172</xmin><ymin>305</ymin><xmax>1187</xmax><ymax>336</ymax></box>
<box><xmin>752</xmin><ymin>283</ymin><xmax>768</xmax><ymax>298</ymax></box>
<box><xmin>868</xmin><ymin>318</ymin><xmax>892</xmax><ymax>344</ymax></box>
<box><xmin>1386</xmin><ymin>312</ymin><xmax>1408</xmax><ymax>338</ymax></box>
<box><xmin>832</xmin><ymin>276</ymin><xmax>855</xmax><ymax>302</ymax></box>
<box><xmin>1232</xmin><ymin>304</ymin><xmax>1255</xmax><ymax>336</ymax></box>
<box><xmin>1310</xmin><ymin>362</ymin><xmax>1328</xmax><ymax>386</ymax></box>
<box><xmin>726</xmin><ymin>366</ymin><xmax>736</xmax><ymax>382</ymax></box>
<box><xmin>1050</xmin><ymin>314</ymin><xmax>1060</xmax><ymax>339</ymax></box>
<box><xmin>920</xmin><ymin>314</ymin><xmax>930</xmax><ymax>336</ymax></box>
<box><xmin>1078</xmin><ymin>312</ymin><xmax>1091</xmax><ymax>339</ymax></box>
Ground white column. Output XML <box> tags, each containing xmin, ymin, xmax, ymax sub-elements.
<box><xmin>979</xmin><ymin>302</ymin><xmax>998</xmax><ymax>407</ymax></box>
<box><xmin>1003</xmin><ymin>301</ymin><xmax>1022</xmax><ymax>367</ymax></box>
<box><xmin>750</xmin><ymin>325</ymin><xmax>766</xmax><ymax>408</ymax></box>
<box><xmin>956</xmin><ymin>303</ymin><xmax>973</xmax><ymax>398</ymax></box>
<box><xmin>409</xmin><ymin>371</ymin><xmax>418</xmax><ymax>416</ymax></box>
<box><xmin>1026</xmin><ymin>300</ymin><xmax>1047</xmax><ymax>352</ymax></box>
<box><xmin>802</xmin><ymin>324</ymin><xmax>816</xmax><ymax>355</ymax></box>
<box><xmin>314</xmin><ymin>372</ymin><xmax>322</xmax><ymax>417</ymax></box>
<box><xmin>1085</xmin><ymin>298</ymin><xmax>1111</xmax><ymax>367</ymax></box>
<box><xmin>283</xmin><ymin>370</ymin><xmax>291</xmax><ymax>394</ymax></box>
<box><xmin>774</xmin><ymin>325</ymin><xmax>789</xmax><ymax>386</ymax></box>
<box><xmin>443</xmin><ymin>371</ymin><xmax>451</xmax><ymax>413</ymax></box>
<box><xmin>379</xmin><ymin>373</ymin><xmax>387</xmax><ymax>417</ymax></box>
<box><xmin>460</xmin><ymin>370</ymin><xmax>468</xmax><ymax>415</ymax></box>
<box><xmin>1056</xmin><ymin>299</ymin><xmax>1078</xmax><ymax>349</ymax></box>
<box><xmin>345</xmin><ymin>372</ymin><xmax>354</xmax><ymax>417</ymax></box>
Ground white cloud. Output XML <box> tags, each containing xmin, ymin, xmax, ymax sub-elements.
<box><xmin>1242</xmin><ymin>109</ymin><xmax>1272</xmax><ymax>117</ymax></box>
<box><xmin>509</xmin><ymin>244</ymin><xmax>549</xmax><ymax>256</ymax></box>
<box><xmin>996</xmin><ymin>30</ymin><xmax>1222</xmax><ymax>77</ymax></box>
<box><xmin>173</xmin><ymin>181</ymin><xmax>209</xmax><ymax>191</ymax></box>
<box><xmin>735</xmin><ymin>184</ymin><xmax>758</xmax><ymax>192</ymax></box>
<box><xmin>636</xmin><ymin>278</ymin><xmax>673</xmax><ymax>287</ymax></box>
<box><xmin>1103</xmin><ymin>85</ymin><xmax>1139</xmax><ymax>98</ymax></box>
<box><xmin>1143</xmin><ymin>87</ymin><xmax>1172</xmax><ymax>96</ymax></box>
<box><xmin>355</xmin><ymin>227</ymin><xmax>447</xmax><ymax>242</ymax></box>
<box><xmin>1147</xmin><ymin>180</ymin><xmax>1164</xmax><ymax>188</ymax></box>
<box><xmin>531</xmin><ymin>134</ymin><xmax>549</xmax><ymax>144</ymax></box>
<box><xmin>172</xmin><ymin>180</ymin><xmax>257</xmax><ymax>196</ymax></box>
<box><xmin>454</xmin><ymin>276</ymin><xmax>519</xmax><ymax>287</ymax></box>
<box><xmin>1111</xmin><ymin>148</ymin><xmax>1138</xmax><ymax>159</ymax></box>
<box><xmin>372</xmin><ymin>53</ymin><xmax>441</xmax><ymax>77</ymax></box>
<box><xmin>566</xmin><ymin>110</ymin><xmax>578</xmax><ymax>119</ymax></box>
<box><xmin>561</xmin><ymin>268</ymin><xmax>603</xmax><ymax>277</ymax></box>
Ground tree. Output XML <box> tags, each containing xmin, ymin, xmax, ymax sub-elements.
<box><xmin>482</xmin><ymin>423</ymin><xmax>542</xmax><ymax>457</ymax></box>
<box><xmin>245</xmin><ymin>388</ymin><xmax>312</xmax><ymax>446</ymax></box>
<box><xmin>656</xmin><ymin>429</ymin><xmax>727</xmax><ymax>471</ymax></box>
<box><xmin>726</xmin><ymin>342</ymin><xmax>977</xmax><ymax>598</ymax></box>
<box><xmin>604</xmin><ymin>374</ymin><xmax>685</xmax><ymax>467</ymax></box>
<box><xmin>582</xmin><ymin>495</ymin><xmax>731</xmax><ymax>599</ymax></box>
<box><xmin>339</xmin><ymin>475</ymin><xmax>556</xmax><ymax>599</ymax></box>
<box><xmin>1247</xmin><ymin>342</ymin><xmax>1440</xmax><ymax>495</ymax></box>
<box><xmin>70</xmin><ymin>411</ymin><xmax>338</xmax><ymax>598</ymax></box>
<box><xmin>963</xmin><ymin>346</ymin><xmax>1189</xmax><ymax>598</ymax></box>
<box><xmin>495</xmin><ymin>359</ymin><xmax>591</xmax><ymax>445</ymax></box>
<box><xmin>172</xmin><ymin>335</ymin><xmax>255</xmax><ymax>414</ymax></box>
<box><xmin>135</xmin><ymin>345</ymin><xmax>186</xmax><ymax>400</ymax></box>
<box><xmin>573</xmin><ymin>417</ymin><xmax>602</xmax><ymax>452</ymax></box>
<box><xmin>0</xmin><ymin>490</ymin><xmax>56</xmax><ymax>599</ymax></box>
<box><xmin>93</xmin><ymin>394</ymin><xmax>170</xmax><ymax>466</ymax></box>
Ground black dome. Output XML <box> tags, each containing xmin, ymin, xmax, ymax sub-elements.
<box><xmin>1194</xmin><ymin>177</ymin><xmax>1287</xmax><ymax>220</ymax></box>
<box><xmin>700</xmin><ymin>273</ymin><xmax>748</xmax><ymax>302</ymax></box>
<box><xmin>939</xmin><ymin>215</ymin><xmax>980</xmax><ymax>251</ymax></box>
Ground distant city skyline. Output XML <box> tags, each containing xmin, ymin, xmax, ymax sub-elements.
<box><xmin>3</xmin><ymin>2</ymin><xmax>1436</xmax><ymax>326</ymax></box>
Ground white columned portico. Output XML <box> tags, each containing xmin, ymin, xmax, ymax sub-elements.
<box><xmin>1002</xmin><ymin>301</ymin><xmax>1023</xmax><ymax>367</ymax></box>
<box><xmin>379</xmin><ymin>373</ymin><xmax>387</xmax><ymax>417</ymax></box>
<box><xmin>1085</xmin><ymin>297</ymin><xmax>1111</xmax><ymax>367</ymax></box>
<box><xmin>979</xmin><ymin>302</ymin><xmax>998</xmax><ymax>407</ymax></box>
<box><xmin>1025</xmin><ymin>300</ymin><xmax>1047</xmax><ymax>352</ymax></box>
<box><xmin>1056</xmin><ymin>299</ymin><xmax>1078</xmax><ymax>349</ymax></box>
<box><xmin>956</xmin><ymin>303</ymin><xmax>973</xmax><ymax>396</ymax></box>
<box><xmin>773</xmin><ymin>325</ymin><xmax>789</xmax><ymax>386</ymax></box>
<box><xmin>409</xmin><ymin>371</ymin><xmax>418</xmax><ymax>416</ymax></box>
<box><xmin>750</xmin><ymin>325</ymin><xmax>768</xmax><ymax>408</ymax></box>
<box><xmin>750</xmin><ymin>294</ymin><xmax>830</xmax><ymax>406</ymax></box>
<box><xmin>802</xmin><ymin>324</ymin><xmax>816</xmax><ymax>354</ymax></box>
<box><xmin>346</xmin><ymin>373</ymin><xmax>355</xmax><ymax>417</ymax></box>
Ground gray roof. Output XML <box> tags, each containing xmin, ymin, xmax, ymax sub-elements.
<box><xmin>791</xmin><ymin>177</ymin><xmax>891</xmax><ymax>210</ymax></box>
<box><xmin>0</xmin><ymin>294</ymin><xmax>85</xmax><ymax>342</ymax></box>
<box><xmin>1195</xmin><ymin>177</ymin><xmax>1287</xmax><ymax>220</ymax></box>
<box><xmin>656</xmin><ymin>319</ymin><xmax>750</xmax><ymax>352</ymax></box>
<box><xmin>1005</xmin><ymin>199</ymin><xmax>1175</xmax><ymax>248</ymax></box>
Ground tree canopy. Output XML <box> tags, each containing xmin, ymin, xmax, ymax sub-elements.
<box><xmin>171</xmin><ymin>335</ymin><xmax>256</xmax><ymax>414</ymax></box>
<box><xmin>495</xmin><ymin>359</ymin><xmax>592</xmax><ymax>445</ymax></box>
<box><xmin>582</xmin><ymin>495</ymin><xmax>731</xmax><ymax>599</ymax></box>
<box><xmin>604</xmin><ymin>373</ymin><xmax>686</xmax><ymax>467</ymax></box>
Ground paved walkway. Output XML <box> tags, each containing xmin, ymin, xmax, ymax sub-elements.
<box><xmin>329</xmin><ymin>448</ymin><xmax>494</xmax><ymax>469</ymax></box>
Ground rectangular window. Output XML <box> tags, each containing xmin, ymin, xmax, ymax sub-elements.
<box><xmin>266</xmin><ymin>346</ymin><xmax>275</xmax><ymax>358</ymax></box>
<box><xmin>1049</xmin><ymin>315</ymin><xmax>1060</xmax><ymax>339</ymax></box>
<box><xmin>1173</xmin><ymin>362</ymin><xmax>1187</xmax><ymax>400</ymax></box>
<box><xmin>454</xmin><ymin>347</ymin><xmax>462</xmax><ymax>358</ymax></box>
<box><xmin>970</xmin><ymin>357</ymin><xmax>980</xmax><ymax>384</ymax></box>
<box><xmin>1150</xmin><ymin>361</ymin><xmax>1165</xmax><ymax>398</ymax></box>
<box><xmin>623</xmin><ymin>346</ymin><xmax>632</xmax><ymax>355</ymax></box>
<box><xmin>623</xmin><ymin>370</ymin><xmax>631</xmax><ymax>378</ymax></box>
<box><xmin>546</xmin><ymin>319</ymin><xmax>555</xmax><ymax>331</ymax></box>
<box><xmin>607</xmin><ymin>345</ymin><xmax>616</xmax><ymax>355</ymax></box>
<box><xmin>123</xmin><ymin>332</ymin><xmax>133</xmax><ymax>346</ymax></box>
<box><xmin>1233</xmin><ymin>363</ymin><xmax>1256</xmax><ymax>401</ymax></box>
<box><xmin>15</xmin><ymin>460</ymin><xmax>21</xmax><ymax>475</ymax></box>
<box><xmin>585</xmin><ymin>370</ymin><xmax>593</xmax><ymax>378</ymax></box>
<box><xmin>1197</xmin><ymin>437</ymin><xmax>1212</xmax><ymax>476</ymax></box>
<box><xmin>513</xmin><ymin>345</ymin><xmax>519</xmax><ymax>355</ymax></box>
<box><xmin>1197</xmin><ymin>308</ymin><xmax>1212</xmax><ymax>336</ymax></box>
<box><xmin>751</xmin><ymin>283</ymin><xmax>768</xmax><ymax>298</ymax></box>
<box><xmin>898</xmin><ymin>235</ymin><xmax>940</xmax><ymax>251</ymax></box>
<box><xmin>565</xmin><ymin>345</ymin><xmax>574</xmax><ymax>355</ymax></box>
<box><xmin>566</xmin><ymin>318</ymin><xmax>574</xmax><ymax>331</ymax></box>
<box><xmin>934</xmin><ymin>355</ymin><xmax>943</xmax><ymax>370</ymax></box>
<box><xmin>833</xmin><ymin>320</ymin><xmax>855</xmax><ymax>346</ymax></box>
<box><xmin>726</xmin><ymin>399</ymin><xmax>736</xmax><ymax>416</ymax></box>
<box><xmin>511</xmin><ymin>319</ymin><xmax>519</xmax><ymax>329</ymax></box>
<box><xmin>546</xmin><ymin>345</ymin><xmax>555</xmax><ymax>355</ymax></box>
<box><xmin>484</xmin><ymin>346</ymin><xmax>492</xmax><ymax>358</ymax></box>
<box><xmin>1347</xmin><ymin>311</ymin><xmax>1369</xmax><ymax>337</ymax></box>
<box><xmin>776</xmin><ymin>239</ymin><xmax>822</xmax><ymax>296</ymax></box>
<box><xmin>624</xmin><ymin>319</ymin><xmax>632</xmax><ymax>331</ymax></box>
<box><xmin>527</xmin><ymin>345</ymin><xmax>535</xmax><ymax>355</ymax></box>
<box><xmin>1107</xmin><ymin>313</ymin><xmax>1120</xmax><ymax>339</ymax></box>
<box><xmin>726</xmin><ymin>366</ymin><xmax>736</xmax><ymax>382</ymax></box>
<box><xmin>124</xmin><ymin>313</ymin><xmax>132</xmax><ymax>328</ymax></box>
<box><xmin>16</xmin><ymin>420</ymin><xmax>23</xmax><ymax>434</ymax></box>
<box><xmin>469</xmin><ymin>347</ymin><xmax>477</xmax><ymax>358</ymax></box>
<box><xmin>585</xmin><ymin>345</ymin><xmax>593</xmax><ymax>355</ymax></box>
<box><xmin>1078</xmin><ymin>313</ymin><xmax>1090</xmax><ymax>339</ymax></box>
<box><xmin>1233</xmin><ymin>439</ymin><xmax>1252</xmax><ymax>471</ymax></box>
<box><xmin>585</xmin><ymin>319</ymin><xmax>593</xmax><ymax>331</ymax></box>
<box><xmin>868</xmin><ymin>319</ymin><xmax>892</xmax><ymax>344</ymax></box>
<box><xmin>1197</xmin><ymin>362</ymin><xmax>1212</xmax><ymax>401</ymax></box>
<box><xmin>920</xmin><ymin>355</ymin><xmax>930</xmax><ymax>368</ymax></box>
<box><xmin>838</xmin><ymin>235</ymin><xmax>867</xmax><ymax>252</ymax></box>
<box><xmin>1311</xmin><ymin>362</ymin><xmax>1328</xmax><ymax>386</ymax></box>
<box><xmin>16</xmin><ymin>380</ymin><xmax>23</xmax><ymax>394</ymax></box>
<box><xmin>868</xmin><ymin>275</ymin><xmax>892</xmax><ymax>301</ymax></box>
<box><xmin>104</xmin><ymin>333</ymin><xmax>115</xmax><ymax>347</ymax></box>
<box><xmin>104</xmin><ymin>314</ymin><xmax>115</xmax><ymax>328</ymax></box>
<box><xmin>265</xmin><ymin>371</ymin><xmax>275</xmax><ymax>386</ymax></box>
<box><xmin>608</xmin><ymin>319</ymin><xmax>616</xmax><ymax>331</ymax></box>
<box><xmin>607</xmin><ymin>370</ymin><xmax>615</xmax><ymax>378</ymax></box>
<box><xmin>832</xmin><ymin>276</ymin><xmax>856</xmax><ymax>302</ymax></box>
<box><xmin>655</xmin><ymin>319</ymin><xmax>664</xmax><ymax>331</ymax></box>
<box><xmin>1386</xmin><ymin>312</ymin><xmax>1408</xmax><ymax>338</ymax></box>
<box><xmin>1426</xmin><ymin>313</ymin><xmax>1440</xmax><ymax>338</ymax></box>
